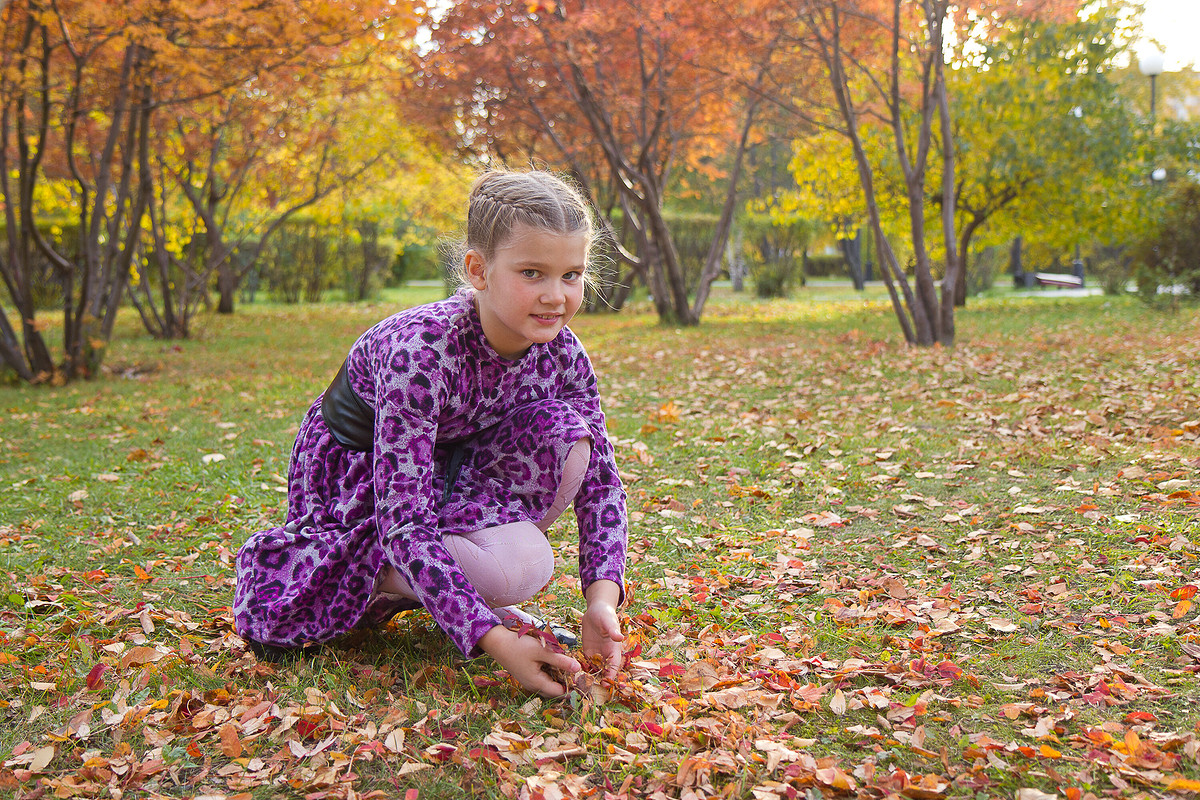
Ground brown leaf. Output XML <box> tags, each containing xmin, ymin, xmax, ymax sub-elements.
<box><xmin>829</xmin><ymin>688</ymin><xmax>847</xmax><ymax>715</ymax></box>
<box><xmin>119</xmin><ymin>646</ymin><xmax>166</xmax><ymax>669</ymax></box>
<box><xmin>217</xmin><ymin>725</ymin><xmax>243</xmax><ymax>758</ymax></box>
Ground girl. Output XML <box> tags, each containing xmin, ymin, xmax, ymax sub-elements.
<box><xmin>233</xmin><ymin>170</ymin><xmax>628</xmax><ymax>698</ymax></box>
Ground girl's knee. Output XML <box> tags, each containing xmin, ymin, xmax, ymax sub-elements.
<box><xmin>447</xmin><ymin>522</ymin><xmax>555</xmax><ymax>607</ymax></box>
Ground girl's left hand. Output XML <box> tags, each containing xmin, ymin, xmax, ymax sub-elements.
<box><xmin>582</xmin><ymin>580</ymin><xmax>625</xmax><ymax>679</ymax></box>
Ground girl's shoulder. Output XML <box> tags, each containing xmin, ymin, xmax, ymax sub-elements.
<box><xmin>357</xmin><ymin>292</ymin><xmax>475</xmax><ymax>353</ymax></box>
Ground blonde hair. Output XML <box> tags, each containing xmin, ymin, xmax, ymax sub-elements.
<box><xmin>455</xmin><ymin>170</ymin><xmax>597</xmax><ymax>286</ymax></box>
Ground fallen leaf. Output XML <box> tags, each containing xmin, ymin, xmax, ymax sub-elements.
<box><xmin>29</xmin><ymin>745</ymin><xmax>54</xmax><ymax>773</ymax></box>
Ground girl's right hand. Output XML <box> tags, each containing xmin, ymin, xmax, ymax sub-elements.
<box><xmin>478</xmin><ymin>624</ymin><xmax>581</xmax><ymax>698</ymax></box>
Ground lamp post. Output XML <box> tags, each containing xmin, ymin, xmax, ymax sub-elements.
<box><xmin>1138</xmin><ymin>47</ymin><xmax>1166</xmax><ymax>123</ymax></box>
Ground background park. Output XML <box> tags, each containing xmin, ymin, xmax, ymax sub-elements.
<box><xmin>1</xmin><ymin>0</ymin><xmax>1199</xmax><ymax>798</ymax></box>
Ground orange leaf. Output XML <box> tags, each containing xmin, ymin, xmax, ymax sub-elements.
<box><xmin>1170</xmin><ymin>584</ymin><xmax>1197</xmax><ymax>601</ymax></box>
<box><xmin>133</xmin><ymin>564</ymin><xmax>152</xmax><ymax>581</ymax></box>
<box><xmin>218</xmin><ymin>725</ymin><xmax>243</xmax><ymax>758</ymax></box>
<box><xmin>1039</xmin><ymin>745</ymin><xmax>1061</xmax><ymax>759</ymax></box>
<box><xmin>1172</xmin><ymin>599</ymin><xmax>1192</xmax><ymax>619</ymax></box>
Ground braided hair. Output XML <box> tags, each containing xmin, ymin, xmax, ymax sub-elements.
<box><xmin>464</xmin><ymin>170</ymin><xmax>595</xmax><ymax>264</ymax></box>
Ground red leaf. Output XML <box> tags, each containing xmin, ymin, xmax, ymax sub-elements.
<box><xmin>85</xmin><ymin>663</ymin><xmax>110</xmax><ymax>691</ymax></box>
<box><xmin>658</xmin><ymin>661</ymin><xmax>686</xmax><ymax>679</ymax></box>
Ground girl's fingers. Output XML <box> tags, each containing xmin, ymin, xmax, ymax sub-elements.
<box><xmin>544</xmin><ymin>650</ymin><xmax>582</xmax><ymax>674</ymax></box>
<box><xmin>530</xmin><ymin>673</ymin><xmax>567</xmax><ymax>698</ymax></box>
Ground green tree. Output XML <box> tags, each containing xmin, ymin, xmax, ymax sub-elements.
<box><xmin>946</xmin><ymin>2</ymin><xmax>1149</xmax><ymax>302</ymax></box>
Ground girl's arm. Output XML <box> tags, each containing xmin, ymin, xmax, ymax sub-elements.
<box><xmin>557</xmin><ymin>339</ymin><xmax>629</xmax><ymax>604</ymax></box>
<box><xmin>558</xmin><ymin>336</ymin><xmax>630</xmax><ymax>676</ymax></box>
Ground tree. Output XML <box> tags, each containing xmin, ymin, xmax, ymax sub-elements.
<box><xmin>1</xmin><ymin>0</ymin><xmax>418</xmax><ymax>377</ymax></box>
<box><xmin>944</xmin><ymin>2</ymin><xmax>1146</xmax><ymax>303</ymax></box>
<box><xmin>419</xmin><ymin>0</ymin><xmax>782</xmax><ymax>325</ymax></box>
<box><xmin>132</xmin><ymin>2</ymin><xmax>417</xmax><ymax>329</ymax></box>
<box><xmin>1</xmin><ymin>1</ymin><xmax>153</xmax><ymax>382</ymax></box>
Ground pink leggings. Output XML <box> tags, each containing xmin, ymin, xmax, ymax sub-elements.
<box><xmin>377</xmin><ymin>438</ymin><xmax>590</xmax><ymax>608</ymax></box>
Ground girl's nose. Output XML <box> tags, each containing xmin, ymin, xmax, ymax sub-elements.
<box><xmin>542</xmin><ymin>281</ymin><xmax>566</xmax><ymax>306</ymax></box>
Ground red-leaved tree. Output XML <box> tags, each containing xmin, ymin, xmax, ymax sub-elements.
<box><xmin>418</xmin><ymin>0</ymin><xmax>782</xmax><ymax>325</ymax></box>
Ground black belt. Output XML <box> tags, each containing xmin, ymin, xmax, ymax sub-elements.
<box><xmin>321</xmin><ymin>360</ymin><xmax>375</xmax><ymax>452</ymax></box>
<box><xmin>320</xmin><ymin>359</ymin><xmax>467</xmax><ymax>503</ymax></box>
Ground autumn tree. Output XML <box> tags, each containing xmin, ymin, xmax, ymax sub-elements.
<box><xmin>783</xmin><ymin>2</ymin><xmax>1136</xmax><ymax>306</ymax></box>
<box><xmin>418</xmin><ymin>0</ymin><xmax>782</xmax><ymax>325</ymax></box>
<box><xmin>1</xmin><ymin>0</ymin><xmax>417</xmax><ymax>377</ymax></box>
<box><xmin>136</xmin><ymin>55</ymin><xmax>394</xmax><ymax>332</ymax></box>
<box><xmin>943</xmin><ymin>2</ymin><xmax>1150</xmax><ymax>303</ymax></box>
<box><xmin>1</xmin><ymin>0</ymin><xmax>153</xmax><ymax>382</ymax></box>
<box><xmin>128</xmin><ymin>2</ymin><xmax>417</xmax><ymax>334</ymax></box>
<box><xmin>772</xmin><ymin>0</ymin><xmax>1076</xmax><ymax>346</ymax></box>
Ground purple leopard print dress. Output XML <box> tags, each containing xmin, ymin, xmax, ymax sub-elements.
<box><xmin>233</xmin><ymin>291</ymin><xmax>628</xmax><ymax>657</ymax></box>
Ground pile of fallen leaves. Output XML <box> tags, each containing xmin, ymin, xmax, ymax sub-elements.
<box><xmin>2</xmin><ymin>296</ymin><xmax>1200</xmax><ymax>799</ymax></box>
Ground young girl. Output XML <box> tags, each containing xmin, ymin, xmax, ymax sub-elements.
<box><xmin>233</xmin><ymin>170</ymin><xmax>628</xmax><ymax>698</ymax></box>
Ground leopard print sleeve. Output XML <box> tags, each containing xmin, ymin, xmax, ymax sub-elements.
<box><xmin>365</xmin><ymin>316</ymin><xmax>501</xmax><ymax>658</ymax></box>
<box><xmin>556</xmin><ymin>330</ymin><xmax>629</xmax><ymax>603</ymax></box>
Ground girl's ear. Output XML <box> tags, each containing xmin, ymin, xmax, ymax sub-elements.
<box><xmin>464</xmin><ymin>249</ymin><xmax>487</xmax><ymax>291</ymax></box>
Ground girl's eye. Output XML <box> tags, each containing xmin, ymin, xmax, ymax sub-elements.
<box><xmin>564</xmin><ymin>271</ymin><xmax>581</xmax><ymax>282</ymax></box>
<box><xmin>521</xmin><ymin>269</ymin><xmax>539</xmax><ymax>279</ymax></box>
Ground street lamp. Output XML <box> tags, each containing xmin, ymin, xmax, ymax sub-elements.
<box><xmin>1138</xmin><ymin>46</ymin><xmax>1166</xmax><ymax>122</ymax></box>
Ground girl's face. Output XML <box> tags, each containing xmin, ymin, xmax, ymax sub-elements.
<box><xmin>465</xmin><ymin>224</ymin><xmax>588</xmax><ymax>360</ymax></box>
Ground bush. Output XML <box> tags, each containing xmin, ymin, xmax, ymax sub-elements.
<box><xmin>0</xmin><ymin>218</ymin><xmax>80</xmax><ymax>310</ymax></box>
<box><xmin>1087</xmin><ymin>244</ymin><xmax>1132</xmax><ymax>296</ymax></box>
<box><xmin>742</xmin><ymin>212</ymin><xmax>815</xmax><ymax>298</ymax></box>
<box><xmin>663</xmin><ymin>210</ymin><xmax>720</xmax><ymax>293</ymax></box>
<box><xmin>965</xmin><ymin>246</ymin><xmax>1002</xmax><ymax>296</ymax></box>
<box><xmin>392</xmin><ymin>241</ymin><xmax>442</xmax><ymax>285</ymax></box>
<box><xmin>1133</xmin><ymin>182</ymin><xmax>1200</xmax><ymax>308</ymax></box>
<box><xmin>803</xmin><ymin>253</ymin><xmax>845</xmax><ymax>278</ymax></box>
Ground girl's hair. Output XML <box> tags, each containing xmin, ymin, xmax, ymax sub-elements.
<box><xmin>464</xmin><ymin>169</ymin><xmax>595</xmax><ymax>264</ymax></box>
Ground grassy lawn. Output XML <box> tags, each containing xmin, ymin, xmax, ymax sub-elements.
<box><xmin>1</xmin><ymin>288</ymin><xmax>1198</xmax><ymax>799</ymax></box>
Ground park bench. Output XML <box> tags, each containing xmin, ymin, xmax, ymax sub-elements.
<box><xmin>1033</xmin><ymin>272</ymin><xmax>1084</xmax><ymax>288</ymax></box>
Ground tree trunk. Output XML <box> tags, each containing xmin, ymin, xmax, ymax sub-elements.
<box><xmin>841</xmin><ymin>229</ymin><xmax>864</xmax><ymax>290</ymax></box>
<box><xmin>217</xmin><ymin>263</ymin><xmax>237</xmax><ymax>314</ymax></box>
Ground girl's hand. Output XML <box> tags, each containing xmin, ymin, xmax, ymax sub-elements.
<box><xmin>478</xmin><ymin>624</ymin><xmax>580</xmax><ymax>698</ymax></box>
<box><xmin>582</xmin><ymin>580</ymin><xmax>625</xmax><ymax>679</ymax></box>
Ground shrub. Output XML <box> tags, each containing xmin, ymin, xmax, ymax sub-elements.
<box><xmin>742</xmin><ymin>212</ymin><xmax>815</xmax><ymax>298</ymax></box>
<box><xmin>1133</xmin><ymin>182</ymin><xmax>1200</xmax><ymax>308</ymax></box>
<box><xmin>803</xmin><ymin>253</ymin><xmax>845</xmax><ymax>278</ymax></box>
<box><xmin>1087</xmin><ymin>244</ymin><xmax>1132</xmax><ymax>296</ymax></box>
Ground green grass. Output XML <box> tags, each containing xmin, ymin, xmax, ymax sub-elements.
<box><xmin>1</xmin><ymin>288</ymin><xmax>1198</xmax><ymax>799</ymax></box>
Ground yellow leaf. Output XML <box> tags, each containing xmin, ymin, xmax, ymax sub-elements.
<box><xmin>1167</xmin><ymin>778</ymin><xmax>1200</xmax><ymax>792</ymax></box>
<box><xmin>656</xmin><ymin>401</ymin><xmax>680</xmax><ymax>424</ymax></box>
<box><xmin>1039</xmin><ymin>744</ymin><xmax>1061</xmax><ymax>759</ymax></box>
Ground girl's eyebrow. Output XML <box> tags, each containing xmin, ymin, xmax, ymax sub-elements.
<box><xmin>514</xmin><ymin>260</ymin><xmax>585</xmax><ymax>269</ymax></box>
